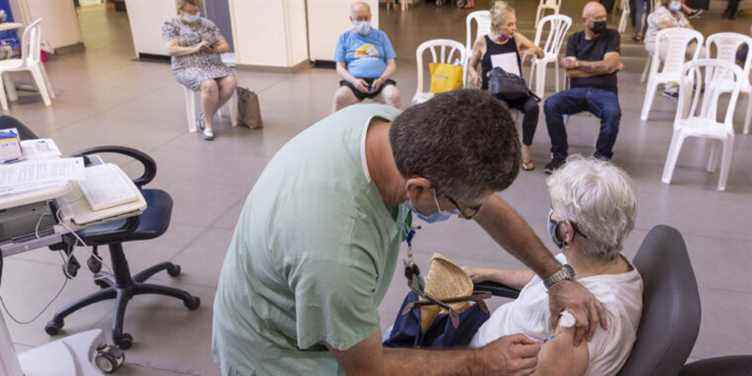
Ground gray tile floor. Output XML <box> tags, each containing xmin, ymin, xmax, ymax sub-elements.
<box><xmin>1</xmin><ymin>2</ymin><xmax>750</xmax><ymax>375</ymax></box>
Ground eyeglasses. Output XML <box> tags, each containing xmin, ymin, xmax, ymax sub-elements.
<box><xmin>445</xmin><ymin>195</ymin><xmax>483</xmax><ymax>220</ymax></box>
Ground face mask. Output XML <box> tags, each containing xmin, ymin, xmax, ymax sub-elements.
<box><xmin>352</xmin><ymin>21</ymin><xmax>372</xmax><ymax>36</ymax></box>
<box><xmin>492</xmin><ymin>32</ymin><xmax>511</xmax><ymax>43</ymax></box>
<box><xmin>590</xmin><ymin>20</ymin><xmax>607</xmax><ymax>34</ymax></box>
<box><xmin>181</xmin><ymin>12</ymin><xmax>200</xmax><ymax>23</ymax></box>
<box><xmin>669</xmin><ymin>1</ymin><xmax>682</xmax><ymax>11</ymax></box>
<box><xmin>407</xmin><ymin>189</ymin><xmax>458</xmax><ymax>224</ymax></box>
<box><xmin>547</xmin><ymin>209</ymin><xmax>565</xmax><ymax>249</ymax></box>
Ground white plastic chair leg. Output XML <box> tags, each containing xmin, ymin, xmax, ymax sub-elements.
<box><xmin>38</xmin><ymin>64</ymin><xmax>55</xmax><ymax>99</ymax></box>
<box><xmin>744</xmin><ymin>95</ymin><xmax>752</xmax><ymax>135</ymax></box>
<box><xmin>536</xmin><ymin>63</ymin><xmax>545</xmax><ymax>98</ymax></box>
<box><xmin>4</xmin><ymin>74</ymin><xmax>17</xmax><ymax>102</ymax></box>
<box><xmin>706</xmin><ymin>141</ymin><xmax>718</xmax><ymax>172</ymax></box>
<box><xmin>641</xmin><ymin>56</ymin><xmax>652</xmax><ymax>84</ymax></box>
<box><xmin>717</xmin><ymin>136</ymin><xmax>734</xmax><ymax>191</ymax></box>
<box><xmin>0</xmin><ymin>73</ymin><xmax>8</xmax><ymax>112</ymax></box>
<box><xmin>641</xmin><ymin>79</ymin><xmax>659</xmax><ymax>121</ymax></box>
<box><xmin>29</xmin><ymin>66</ymin><xmax>51</xmax><ymax>107</ymax></box>
<box><xmin>662</xmin><ymin>131</ymin><xmax>686</xmax><ymax>184</ymax></box>
<box><xmin>184</xmin><ymin>88</ymin><xmax>198</xmax><ymax>133</ymax></box>
<box><xmin>554</xmin><ymin>60</ymin><xmax>560</xmax><ymax>93</ymax></box>
<box><xmin>229</xmin><ymin>94</ymin><xmax>238</xmax><ymax>127</ymax></box>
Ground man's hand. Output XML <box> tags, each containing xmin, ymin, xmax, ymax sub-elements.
<box><xmin>548</xmin><ymin>280</ymin><xmax>607</xmax><ymax>346</ymax></box>
<box><xmin>371</xmin><ymin>78</ymin><xmax>385</xmax><ymax>92</ymax></box>
<box><xmin>351</xmin><ymin>78</ymin><xmax>370</xmax><ymax>93</ymax></box>
<box><xmin>560</xmin><ymin>57</ymin><xmax>578</xmax><ymax>70</ymax></box>
<box><xmin>477</xmin><ymin>334</ymin><xmax>541</xmax><ymax>375</ymax></box>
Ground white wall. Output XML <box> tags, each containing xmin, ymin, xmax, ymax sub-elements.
<box><xmin>24</xmin><ymin>0</ymin><xmax>82</xmax><ymax>50</ymax></box>
<box><xmin>230</xmin><ymin>0</ymin><xmax>308</xmax><ymax>67</ymax></box>
<box><xmin>307</xmin><ymin>0</ymin><xmax>379</xmax><ymax>62</ymax></box>
<box><xmin>124</xmin><ymin>0</ymin><xmax>176</xmax><ymax>57</ymax></box>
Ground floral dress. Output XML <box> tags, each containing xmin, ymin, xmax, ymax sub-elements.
<box><xmin>161</xmin><ymin>17</ymin><xmax>234</xmax><ymax>91</ymax></box>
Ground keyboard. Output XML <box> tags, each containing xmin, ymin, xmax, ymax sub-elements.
<box><xmin>79</xmin><ymin>164</ymin><xmax>139</xmax><ymax>211</ymax></box>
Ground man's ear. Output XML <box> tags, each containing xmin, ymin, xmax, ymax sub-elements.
<box><xmin>405</xmin><ymin>177</ymin><xmax>432</xmax><ymax>201</ymax></box>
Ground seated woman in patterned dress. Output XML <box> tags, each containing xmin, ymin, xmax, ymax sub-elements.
<box><xmin>162</xmin><ymin>0</ymin><xmax>237</xmax><ymax>141</ymax></box>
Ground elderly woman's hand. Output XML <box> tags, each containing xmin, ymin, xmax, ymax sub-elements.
<box><xmin>463</xmin><ymin>267</ymin><xmax>496</xmax><ymax>283</ymax></box>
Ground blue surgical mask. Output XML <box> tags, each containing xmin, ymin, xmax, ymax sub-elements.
<box><xmin>407</xmin><ymin>189</ymin><xmax>458</xmax><ymax>224</ymax></box>
<box><xmin>352</xmin><ymin>21</ymin><xmax>372</xmax><ymax>36</ymax></box>
<box><xmin>181</xmin><ymin>12</ymin><xmax>201</xmax><ymax>23</ymax></box>
<box><xmin>669</xmin><ymin>1</ymin><xmax>682</xmax><ymax>11</ymax></box>
<box><xmin>547</xmin><ymin>209</ymin><xmax>565</xmax><ymax>249</ymax></box>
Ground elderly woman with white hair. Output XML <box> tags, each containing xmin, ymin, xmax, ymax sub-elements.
<box><xmin>466</xmin><ymin>157</ymin><xmax>644</xmax><ymax>376</ymax></box>
<box><xmin>162</xmin><ymin>0</ymin><xmax>237</xmax><ymax>141</ymax></box>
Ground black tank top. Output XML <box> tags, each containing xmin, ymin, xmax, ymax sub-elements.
<box><xmin>480</xmin><ymin>35</ymin><xmax>523</xmax><ymax>90</ymax></box>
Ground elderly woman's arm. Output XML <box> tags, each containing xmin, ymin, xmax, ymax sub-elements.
<box><xmin>166</xmin><ymin>39</ymin><xmax>206</xmax><ymax>57</ymax></box>
<box><xmin>467</xmin><ymin>37</ymin><xmax>486</xmax><ymax>88</ymax></box>
<box><xmin>532</xmin><ymin>325</ymin><xmax>589</xmax><ymax>376</ymax></box>
<box><xmin>514</xmin><ymin>32</ymin><xmax>544</xmax><ymax>59</ymax></box>
<box><xmin>465</xmin><ymin>267</ymin><xmax>535</xmax><ymax>290</ymax></box>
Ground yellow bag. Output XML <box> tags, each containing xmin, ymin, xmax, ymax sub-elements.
<box><xmin>429</xmin><ymin>63</ymin><xmax>464</xmax><ymax>94</ymax></box>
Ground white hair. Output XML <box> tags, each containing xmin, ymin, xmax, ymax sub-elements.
<box><xmin>490</xmin><ymin>1</ymin><xmax>515</xmax><ymax>31</ymax></box>
<box><xmin>547</xmin><ymin>156</ymin><xmax>637</xmax><ymax>261</ymax></box>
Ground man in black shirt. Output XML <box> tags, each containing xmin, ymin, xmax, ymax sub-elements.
<box><xmin>543</xmin><ymin>1</ymin><xmax>624</xmax><ymax>173</ymax></box>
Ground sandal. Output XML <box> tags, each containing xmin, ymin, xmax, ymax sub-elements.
<box><xmin>521</xmin><ymin>160</ymin><xmax>535</xmax><ymax>171</ymax></box>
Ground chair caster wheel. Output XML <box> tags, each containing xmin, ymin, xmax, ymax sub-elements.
<box><xmin>184</xmin><ymin>296</ymin><xmax>201</xmax><ymax>311</ymax></box>
<box><xmin>45</xmin><ymin>319</ymin><xmax>63</xmax><ymax>336</ymax></box>
<box><xmin>166</xmin><ymin>264</ymin><xmax>182</xmax><ymax>277</ymax></box>
<box><xmin>113</xmin><ymin>333</ymin><xmax>133</xmax><ymax>350</ymax></box>
<box><xmin>95</xmin><ymin>344</ymin><xmax>125</xmax><ymax>374</ymax></box>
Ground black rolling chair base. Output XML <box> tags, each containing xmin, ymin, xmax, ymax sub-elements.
<box><xmin>45</xmin><ymin>245</ymin><xmax>201</xmax><ymax>350</ymax></box>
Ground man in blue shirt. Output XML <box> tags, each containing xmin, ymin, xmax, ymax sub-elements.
<box><xmin>333</xmin><ymin>1</ymin><xmax>401</xmax><ymax>112</ymax></box>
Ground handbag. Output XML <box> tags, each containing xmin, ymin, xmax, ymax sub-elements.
<box><xmin>487</xmin><ymin>66</ymin><xmax>538</xmax><ymax>101</ymax></box>
<box><xmin>429</xmin><ymin>63</ymin><xmax>464</xmax><ymax>94</ymax></box>
<box><xmin>237</xmin><ymin>87</ymin><xmax>263</xmax><ymax>129</ymax></box>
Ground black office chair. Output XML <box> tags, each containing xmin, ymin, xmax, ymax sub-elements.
<box><xmin>475</xmin><ymin>225</ymin><xmax>702</xmax><ymax>376</ymax></box>
<box><xmin>680</xmin><ymin>356</ymin><xmax>752</xmax><ymax>375</ymax></box>
<box><xmin>0</xmin><ymin>115</ymin><xmax>37</xmax><ymax>139</ymax></box>
<box><xmin>44</xmin><ymin>145</ymin><xmax>200</xmax><ymax>350</ymax></box>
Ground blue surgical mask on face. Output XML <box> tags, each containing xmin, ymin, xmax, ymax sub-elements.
<box><xmin>669</xmin><ymin>1</ymin><xmax>682</xmax><ymax>11</ymax></box>
<box><xmin>547</xmin><ymin>209</ymin><xmax>565</xmax><ymax>249</ymax></box>
<box><xmin>352</xmin><ymin>21</ymin><xmax>372</xmax><ymax>35</ymax></box>
<box><xmin>181</xmin><ymin>12</ymin><xmax>201</xmax><ymax>23</ymax></box>
<box><xmin>407</xmin><ymin>189</ymin><xmax>458</xmax><ymax>224</ymax></box>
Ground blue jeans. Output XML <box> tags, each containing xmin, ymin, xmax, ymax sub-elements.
<box><xmin>544</xmin><ymin>87</ymin><xmax>621</xmax><ymax>161</ymax></box>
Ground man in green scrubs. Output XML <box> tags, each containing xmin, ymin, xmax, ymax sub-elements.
<box><xmin>213</xmin><ymin>90</ymin><xmax>606</xmax><ymax>375</ymax></box>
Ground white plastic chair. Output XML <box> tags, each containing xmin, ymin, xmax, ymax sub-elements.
<box><xmin>0</xmin><ymin>19</ymin><xmax>54</xmax><ymax>112</ymax></box>
<box><xmin>617</xmin><ymin>0</ymin><xmax>631</xmax><ymax>34</ymax></box>
<box><xmin>640</xmin><ymin>28</ymin><xmax>703</xmax><ymax>121</ymax></box>
<box><xmin>527</xmin><ymin>14</ymin><xmax>572</xmax><ymax>98</ymax></box>
<box><xmin>703</xmin><ymin>32</ymin><xmax>752</xmax><ymax>135</ymax></box>
<box><xmin>183</xmin><ymin>87</ymin><xmax>238</xmax><ymax>133</ymax></box>
<box><xmin>535</xmin><ymin>0</ymin><xmax>562</xmax><ymax>27</ymax></box>
<box><xmin>464</xmin><ymin>11</ymin><xmax>491</xmax><ymax>86</ymax></box>
<box><xmin>661</xmin><ymin>59</ymin><xmax>743</xmax><ymax>191</ymax></box>
<box><xmin>413</xmin><ymin>39</ymin><xmax>466</xmax><ymax>105</ymax></box>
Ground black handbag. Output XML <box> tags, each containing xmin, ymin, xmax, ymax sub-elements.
<box><xmin>487</xmin><ymin>67</ymin><xmax>538</xmax><ymax>102</ymax></box>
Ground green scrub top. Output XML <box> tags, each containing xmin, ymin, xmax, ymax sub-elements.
<box><xmin>212</xmin><ymin>104</ymin><xmax>410</xmax><ymax>375</ymax></box>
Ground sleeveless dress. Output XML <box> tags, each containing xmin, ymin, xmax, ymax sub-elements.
<box><xmin>480</xmin><ymin>35</ymin><xmax>523</xmax><ymax>91</ymax></box>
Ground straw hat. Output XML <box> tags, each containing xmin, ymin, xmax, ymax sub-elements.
<box><xmin>419</xmin><ymin>253</ymin><xmax>474</xmax><ymax>331</ymax></box>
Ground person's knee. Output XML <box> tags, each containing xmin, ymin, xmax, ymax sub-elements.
<box><xmin>383</xmin><ymin>86</ymin><xmax>401</xmax><ymax>107</ymax></box>
<box><xmin>524</xmin><ymin>100</ymin><xmax>540</xmax><ymax>117</ymax></box>
<box><xmin>601</xmin><ymin>106</ymin><xmax>622</xmax><ymax>132</ymax></box>
<box><xmin>200</xmin><ymin>80</ymin><xmax>219</xmax><ymax>96</ymax></box>
<box><xmin>223</xmin><ymin>75</ymin><xmax>238</xmax><ymax>91</ymax></box>
<box><xmin>544</xmin><ymin>95</ymin><xmax>562</xmax><ymax>115</ymax></box>
<box><xmin>334</xmin><ymin>87</ymin><xmax>357</xmax><ymax>107</ymax></box>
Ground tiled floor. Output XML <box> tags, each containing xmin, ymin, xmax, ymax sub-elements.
<box><xmin>1</xmin><ymin>2</ymin><xmax>750</xmax><ymax>375</ymax></box>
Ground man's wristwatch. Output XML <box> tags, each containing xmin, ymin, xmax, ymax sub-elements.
<box><xmin>543</xmin><ymin>264</ymin><xmax>575</xmax><ymax>289</ymax></box>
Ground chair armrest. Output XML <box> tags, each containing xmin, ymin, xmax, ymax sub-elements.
<box><xmin>473</xmin><ymin>281</ymin><xmax>521</xmax><ymax>299</ymax></box>
<box><xmin>70</xmin><ymin>146</ymin><xmax>157</xmax><ymax>189</ymax></box>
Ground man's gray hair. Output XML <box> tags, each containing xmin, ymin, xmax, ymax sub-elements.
<box><xmin>351</xmin><ymin>1</ymin><xmax>371</xmax><ymax>15</ymax></box>
<box><xmin>547</xmin><ymin>156</ymin><xmax>637</xmax><ymax>260</ymax></box>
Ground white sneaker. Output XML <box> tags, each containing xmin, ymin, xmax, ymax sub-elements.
<box><xmin>202</xmin><ymin>128</ymin><xmax>215</xmax><ymax>141</ymax></box>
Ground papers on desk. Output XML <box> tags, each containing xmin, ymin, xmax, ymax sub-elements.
<box><xmin>0</xmin><ymin>157</ymin><xmax>85</xmax><ymax>197</ymax></box>
<box><xmin>20</xmin><ymin>139</ymin><xmax>62</xmax><ymax>160</ymax></box>
<box><xmin>0</xmin><ymin>128</ymin><xmax>22</xmax><ymax>163</ymax></box>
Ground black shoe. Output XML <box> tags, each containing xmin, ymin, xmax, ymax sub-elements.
<box><xmin>593</xmin><ymin>153</ymin><xmax>611</xmax><ymax>162</ymax></box>
<box><xmin>544</xmin><ymin>159</ymin><xmax>566</xmax><ymax>174</ymax></box>
<box><xmin>662</xmin><ymin>90</ymin><xmax>679</xmax><ymax>100</ymax></box>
